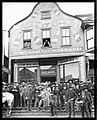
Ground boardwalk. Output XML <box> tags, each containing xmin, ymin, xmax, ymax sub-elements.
<box><xmin>3</xmin><ymin>108</ymin><xmax>94</xmax><ymax>118</ymax></box>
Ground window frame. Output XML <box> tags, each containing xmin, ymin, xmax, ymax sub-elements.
<box><xmin>61</xmin><ymin>26</ymin><xmax>71</xmax><ymax>46</ymax></box>
<box><xmin>41</xmin><ymin>10</ymin><xmax>51</xmax><ymax>20</ymax></box>
<box><xmin>41</xmin><ymin>28</ymin><xmax>52</xmax><ymax>48</ymax></box>
<box><xmin>23</xmin><ymin>30</ymin><xmax>32</xmax><ymax>49</ymax></box>
<box><xmin>86</xmin><ymin>27</ymin><xmax>94</xmax><ymax>50</ymax></box>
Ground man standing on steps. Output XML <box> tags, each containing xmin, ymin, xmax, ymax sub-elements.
<box><xmin>67</xmin><ymin>85</ymin><xmax>78</xmax><ymax>118</ymax></box>
<box><xmin>25</xmin><ymin>82</ymin><xmax>34</xmax><ymax>111</ymax></box>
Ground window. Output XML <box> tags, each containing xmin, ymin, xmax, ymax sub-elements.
<box><xmin>65</xmin><ymin>62</ymin><xmax>79</xmax><ymax>81</ymax></box>
<box><xmin>41</xmin><ymin>10</ymin><xmax>51</xmax><ymax>19</ymax></box>
<box><xmin>61</xmin><ymin>27</ymin><xmax>70</xmax><ymax>46</ymax></box>
<box><xmin>42</xmin><ymin>29</ymin><xmax>51</xmax><ymax>47</ymax></box>
<box><xmin>23</xmin><ymin>31</ymin><xmax>31</xmax><ymax>48</ymax></box>
<box><xmin>86</xmin><ymin>28</ymin><xmax>94</xmax><ymax>49</ymax></box>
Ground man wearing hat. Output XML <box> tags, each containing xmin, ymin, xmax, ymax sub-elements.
<box><xmin>84</xmin><ymin>87</ymin><xmax>93</xmax><ymax>117</ymax></box>
<box><xmin>67</xmin><ymin>86</ymin><xmax>78</xmax><ymax>118</ymax></box>
<box><xmin>53</xmin><ymin>84</ymin><xmax>60</xmax><ymax>111</ymax></box>
<box><xmin>77</xmin><ymin>88</ymin><xmax>92</xmax><ymax>118</ymax></box>
<box><xmin>25</xmin><ymin>83</ymin><xmax>34</xmax><ymax>111</ymax></box>
<box><xmin>49</xmin><ymin>91</ymin><xmax>57</xmax><ymax>116</ymax></box>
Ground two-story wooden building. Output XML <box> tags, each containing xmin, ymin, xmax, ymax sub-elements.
<box><xmin>8</xmin><ymin>2</ymin><xmax>86</xmax><ymax>84</ymax></box>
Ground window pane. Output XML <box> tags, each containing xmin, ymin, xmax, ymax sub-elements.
<box><xmin>46</xmin><ymin>30</ymin><xmax>50</xmax><ymax>38</ymax></box>
<box><xmin>65</xmin><ymin>29</ymin><xmax>70</xmax><ymax>36</ymax></box>
<box><xmin>87</xmin><ymin>39</ymin><xmax>94</xmax><ymax>49</ymax></box>
<box><xmin>62</xmin><ymin>37</ymin><xmax>66</xmax><ymax>45</ymax></box>
<box><xmin>66</xmin><ymin>37</ymin><xmax>70</xmax><ymax>45</ymax></box>
<box><xmin>24</xmin><ymin>32</ymin><xmax>31</xmax><ymax>40</ymax></box>
<box><xmin>43</xmin><ymin>30</ymin><xmax>50</xmax><ymax>38</ymax></box>
<box><xmin>65</xmin><ymin>62</ymin><xmax>79</xmax><ymax>82</ymax></box>
<box><xmin>87</xmin><ymin>29</ymin><xmax>93</xmax><ymax>39</ymax></box>
<box><xmin>62</xmin><ymin>29</ymin><xmax>66</xmax><ymax>36</ymax></box>
<box><xmin>43</xmin><ymin>31</ymin><xmax>47</xmax><ymax>38</ymax></box>
<box><xmin>24</xmin><ymin>32</ymin><xmax>27</xmax><ymax>39</ymax></box>
<box><xmin>27</xmin><ymin>32</ymin><xmax>31</xmax><ymax>39</ymax></box>
<box><xmin>19</xmin><ymin>67</ymin><xmax>38</xmax><ymax>83</ymax></box>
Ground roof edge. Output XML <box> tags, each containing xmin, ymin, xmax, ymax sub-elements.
<box><xmin>8</xmin><ymin>2</ymin><xmax>83</xmax><ymax>35</ymax></box>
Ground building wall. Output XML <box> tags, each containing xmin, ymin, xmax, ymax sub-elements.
<box><xmin>8</xmin><ymin>2</ymin><xmax>86</xmax><ymax>83</ymax></box>
<box><xmin>9</xmin><ymin>2</ymin><xmax>85</xmax><ymax>59</ymax></box>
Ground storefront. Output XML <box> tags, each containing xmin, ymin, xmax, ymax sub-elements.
<box><xmin>10</xmin><ymin>54</ymin><xmax>86</xmax><ymax>84</ymax></box>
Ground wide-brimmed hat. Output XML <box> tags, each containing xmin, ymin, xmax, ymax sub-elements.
<box><xmin>27</xmin><ymin>84</ymin><xmax>32</xmax><ymax>87</ymax></box>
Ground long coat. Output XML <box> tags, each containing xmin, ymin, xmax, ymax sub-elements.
<box><xmin>25</xmin><ymin>86</ymin><xmax>35</xmax><ymax>100</ymax></box>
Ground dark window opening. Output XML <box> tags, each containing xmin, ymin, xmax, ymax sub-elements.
<box><xmin>43</xmin><ymin>38</ymin><xmax>50</xmax><ymax>47</ymax></box>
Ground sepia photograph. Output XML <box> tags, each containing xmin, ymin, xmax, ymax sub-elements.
<box><xmin>2</xmin><ymin>2</ymin><xmax>95</xmax><ymax>118</ymax></box>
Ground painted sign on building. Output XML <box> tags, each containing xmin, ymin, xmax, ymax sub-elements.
<box><xmin>40</xmin><ymin>69</ymin><xmax>56</xmax><ymax>76</ymax></box>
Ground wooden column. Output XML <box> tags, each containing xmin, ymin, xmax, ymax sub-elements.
<box><xmin>63</xmin><ymin>65</ymin><xmax>65</xmax><ymax>82</ymax></box>
<box><xmin>79</xmin><ymin>56</ymin><xmax>86</xmax><ymax>82</ymax></box>
<box><xmin>37</xmin><ymin>66</ymin><xmax>40</xmax><ymax>84</ymax></box>
<box><xmin>14</xmin><ymin>64</ymin><xmax>18</xmax><ymax>83</ymax></box>
<box><xmin>56</xmin><ymin>65</ymin><xmax>60</xmax><ymax>84</ymax></box>
<box><xmin>8</xmin><ymin>59</ymin><xmax>11</xmax><ymax>83</ymax></box>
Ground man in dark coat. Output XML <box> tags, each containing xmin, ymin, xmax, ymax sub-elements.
<box><xmin>49</xmin><ymin>92</ymin><xmax>57</xmax><ymax>116</ymax></box>
<box><xmin>77</xmin><ymin>88</ymin><xmax>92</xmax><ymax>118</ymax></box>
<box><xmin>84</xmin><ymin>88</ymin><xmax>93</xmax><ymax>117</ymax></box>
<box><xmin>25</xmin><ymin>83</ymin><xmax>34</xmax><ymax>111</ymax></box>
<box><xmin>67</xmin><ymin>86</ymin><xmax>78</xmax><ymax>118</ymax></box>
<box><xmin>53</xmin><ymin>85</ymin><xmax>60</xmax><ymax>110</ymax></box>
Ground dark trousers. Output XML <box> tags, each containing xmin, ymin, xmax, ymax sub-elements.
<box><xmin>27</xmin><ymin>99</ymin><xmax>32</xmax><ymax>111</ymax></box>
<box><xmin>60</xmin><ymin>95</ymin><xmax>64</xmax><ymax>107</ymax></box>
<box><xmin>80</xmin><ymin>102</ymin><xmax>90</xmax><ymax>118</ymax></box>
<box><xmin>87</xmin><ymin>102</ymin><xmax>92</xmax><ymax>117</ymax></box>
<box><xmin>50</xmin><ymin>104</ymin><xmax>57</xmax><ymax>116</ymax></box>
<box><xmin>68</xmin><ymin>100</ymin><xmax>75</xmax><ymax>117</ymax></box>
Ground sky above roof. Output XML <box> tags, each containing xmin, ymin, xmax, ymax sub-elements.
<box><xmin>3</xmin><ymin>2</ymin><xmax>94</xmax><ymax>31</ymax></box>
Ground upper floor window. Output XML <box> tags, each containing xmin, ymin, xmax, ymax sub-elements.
<box><xmin>42</xmin><ymin>29</ymin><xmax>51</xmax><ymax>47</ymax></box>
<box><xmin>61</xmin><ymin>27</ymin><xmax>71</xmax><ymax>46</ymax></box>
<box><xmin>23</xmin><ymin>31</ymin><xmax>31</xmax><ymax>48</ymax></box>
<box><xmin>41</xmin><ymin>10</ymin><xmax>51</xmax><ymax>20</ymax></box>
<box><xmin>86</xmin><ymin>28</ymin><xmax>94</xmax><ymax>49</ymax></box>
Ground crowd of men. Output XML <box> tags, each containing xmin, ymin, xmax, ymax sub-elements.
<box><xmin>2</xmin><ymin>78</ymin><xmax>94</xmax><ymax>118</ymax></box>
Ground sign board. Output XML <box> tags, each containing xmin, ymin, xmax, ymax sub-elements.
<box><xmin>40</xmin><ymin>69</ymin><xmax>56</xmax><ymax>76</ymax></box>
<box><xmin>11</xmin><ymin>47</ymin><xmax>84</xmax><ymax>57</ymax></box>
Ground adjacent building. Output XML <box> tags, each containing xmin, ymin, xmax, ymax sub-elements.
<box><xmin>2</xmin><ymin>30</ymin><xmax>10</xmax><ymax>83</ymax></box>
<box><xmin>8</xmin><ymin>2</ymin><xmax>92</xmax><ymax>84</ymax></box>
<box><xmin>76</xmin><ymin>14</ymin><xmax>94</xmax><ymax>82</ymax></box>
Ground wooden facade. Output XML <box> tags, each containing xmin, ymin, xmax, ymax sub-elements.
<box><xmin>8</xmin><ymin>2</ymin><xmax>86</xmax><ymax>84</ymax></box>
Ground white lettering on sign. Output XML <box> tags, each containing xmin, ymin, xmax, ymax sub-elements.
<box><xmin>11</xmin><ymin>47</ymin><xmax>84</xmax><ymax>56</ymax></box>
<box><xmin>41</xmin><ymin>69</ymin><xmax>56</xmax><ymax>76</ymax></box>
